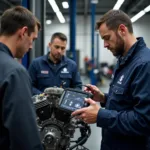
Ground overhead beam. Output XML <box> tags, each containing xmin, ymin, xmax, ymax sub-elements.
<box><xmin>126</xmin><ymin>0</ymin><xmax>145</xmax><ymax>14</ymax></box>
<box><xmin>46</xmin><ymin>11</ymin><xmax>110</xmax><ymax>16</ymax></box>
<box><xmin>1</xmin><ymin>0</ymin><xmax>14</xmax><ymax>7</ymax></box>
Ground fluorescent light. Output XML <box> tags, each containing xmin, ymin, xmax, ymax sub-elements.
<box><xmin>56</xmin><ymin>12</ymin><xmax>65</xmax><ymax>23</ymax></box>
<box><xmin>131</xmin><ymin>10</ymin><xmax>145</xmax><ymax>23</ymax></box>
<box><xmin>144</xmin><ymin>5</ymin><xmax>150</xmax><ymax>12</ymax></box>
<box><xmin>48</xmin><ymin>0</ymin><xmax>65</xmax><ymax>23</ymax></box>
<box><xmin>46</xmin><ymin>20</ymin><xmax>52</xmax><ymax>25</ymax></box>
<box><xmin>131</xmin><ymin>5</ymin><xmax>150</xmax><ymax>23</ymax></box>
<box><xmin>62</xmin><ymin>1</ymin><xmax>69</xmax><ymax>9</ymax></box>
<box><xmin>48</xmin><ymin>0</ymin><xmax>59</xmax><ymax>12</ymax></box>
<box><xmin>91</xmin><ymin>0</ymin><xmax>98</xmax><ymax>4</ymax></box>
<box><xmin>113</xmin><ymin>0</ymin><xmax>124</xmax><ymax>10</ymax></box>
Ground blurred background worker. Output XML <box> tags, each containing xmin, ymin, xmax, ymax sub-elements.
<box><xmin>28</xmin><ymin>32</ymin><xmax>82</xmax><ymax>95</ymax></box>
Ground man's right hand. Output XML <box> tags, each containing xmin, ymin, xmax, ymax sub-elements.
<box><xmin>84</xmin><ymin>84</ymin><xmax>105</xmax><ymax>103</ymax></box>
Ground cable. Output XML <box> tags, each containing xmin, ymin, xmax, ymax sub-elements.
<box><xmin>69</xmin><ymin>122</ymin><xmax>91</xmax><ymax>150</ymax></box>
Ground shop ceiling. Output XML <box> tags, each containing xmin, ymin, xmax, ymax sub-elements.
<box><xmin>0</xmin><ymin>0</ymin><xmax>150</xmax><ymax>22</ymax></box>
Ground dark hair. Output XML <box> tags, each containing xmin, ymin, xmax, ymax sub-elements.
<box><xmin>0</xmin><ymin>6</ymin><xmax>41</xmax><ymax>36</ymax></box>
<box><xmin>51</xmin><ymin>32</ymin><xmax>67</xmax><ymax>43</ymax></box>
<box><xmin>96</xmin><ymin>9</ymin><xmax>133</xmax><ymax>33</ymax></box>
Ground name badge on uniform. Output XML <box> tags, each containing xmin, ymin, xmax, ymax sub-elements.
<box><xmin>41</xmin><ymin>70</ymin><xmax>49</xmax><ymax>74</ymax></box>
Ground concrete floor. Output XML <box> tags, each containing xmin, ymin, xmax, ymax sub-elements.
<box><xmin>72</xmin><ymin>76</ymin><xmax>110</xmax><ymax>150</ymax></box>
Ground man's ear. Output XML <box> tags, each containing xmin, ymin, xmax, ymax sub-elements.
<box><xmin>19</xmin><ymin>26</ymin><xmax>28</xmax><ymax>38</ymax></box>
<box><xmin>118</xmin><ymin>24</ymin><xmax>126</xmax><ymax>35</ymax></box>
<box><xmin>48</xmin><ymin>42</ymin><xmax>52</xmax><ymax>48</ymax></box>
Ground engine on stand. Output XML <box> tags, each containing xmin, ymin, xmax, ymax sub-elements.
<box><xmin>33</xmin><ymin>87</ymin><xmax>91</xmax><ymax>150</ymax></box>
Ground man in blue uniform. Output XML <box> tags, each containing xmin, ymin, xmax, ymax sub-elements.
<box><xmin>0</xmin><ymin>6</ymin><xmax>43</xmax><ymax>150</ymax></box>
<box><xmin>72</xmin><ymin>10</ymin><xmax>150</xmax><ymax>150</ymax></box>
<box><xmin>28</xmin><ymin>32</ymin><xmax>82</xmax><ymax>95</ymax></box>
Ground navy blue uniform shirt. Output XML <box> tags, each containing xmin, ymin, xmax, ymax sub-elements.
<box><xmin>0</xmin><ymin>43</ymin><xmax>43</xmax><ymax>150</ymax></box>
<box><xmin>97</xmin><ymin>38</ymin><xmax>150</xmax><ymax>150</ymax></box>
<box><xmin>28</xmin><ymin>53</ymin><xmax>82</xmax><ymax>95</ymax></box>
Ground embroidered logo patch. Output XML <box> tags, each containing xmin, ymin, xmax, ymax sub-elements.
<box><xmin>111</xmin><ymin>74</ymin><xmax>114</xmax><ymax>79</ymax></box>
<box><xmin>117</xmin><ymin>75</ymin><xmax>124</xmax><ymax>84</ymax></box>
<box><xmin>61</xmin><ymin>68</ymin><xmax>69</xmax><ymax>73</ymax></box>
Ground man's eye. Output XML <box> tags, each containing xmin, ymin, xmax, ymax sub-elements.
<box><xmin>55</xmin><ymin>46</ymin><xmax>60</xmax><ymax>49</ymax></box>
<box><xmin>105</xmin><ymin>36</ymin><xmax>110</xmax><ymax>40</ymax></box>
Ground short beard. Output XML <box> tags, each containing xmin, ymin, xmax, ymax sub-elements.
<box><xmin>114</xmin><ymin>32</ymin><xmax>125</xmax><ymax>57</ymax></box>
<box><xmin>51</xmin><ymin>53</ymin><xmax>61</xmax><ymax>62</ymax></box>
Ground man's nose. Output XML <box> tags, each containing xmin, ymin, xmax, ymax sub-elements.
<box><xmin>57</xmin><ymin>48</ymin><xmax>62</xmax><ymax>53</ymax></box>
<box><xmin>104</xmin><ymin>41</ymin><xmax>109</xmax><ymax>48</ymax></box>
<box><xmin>29</xmin><ymin>45</ymin><xmax>33</xmax><ymax>49</ymax></box>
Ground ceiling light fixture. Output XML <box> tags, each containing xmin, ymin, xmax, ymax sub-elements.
<box><xmin>62</xmin><ymin>1</ymin><xmax>69</xmax><ymax>9</ymax></box>
<box><xmin>56</xmin><ymin>12</ymin><xmax>65</xmax><ymax>23</ymax></box>
<box><xmin>48</xmin><ymin>0</ymin><xmax>65</xmax><ymax>23</ymax></box>
<box><xmin>91</xmin><ymin>0</ymin><xmax>98</xmax><ymax>4</ymax></box>
<box><xmin>46</xmin><ymin>20</ymin><xmax>52</xmax><ymax>25</ymax></box>
<box><xmin>48</xmin><ymin>0</ymin><xmax>59</xmax><ymax>12</ymax></box>
<box><xmin>131</xmin><ymin>11</ymin><xmax>145</xmax><ymax>23</ymax></box>
<box><xmin>131</xmin><ymin>5</ymin><xmax>150</xmax><ymax>23</ymax></box>
<box><xmin>144</xmin><ymin>5</ymin><xmax>150</xmax><ymax>12</ymax></box>
<box><xmin>113</xmin><ymin>0</ymin><xmax>125</xmax><ymax>10</ymax></box>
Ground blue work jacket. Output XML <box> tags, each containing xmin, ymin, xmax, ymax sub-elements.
<box><xmin>28</xmin><ymin>53</ymin><xmax>82</xmax><ymax>95</ymax></box>
<box><xmin>97</xmin><ymin>38</ymin><xmax>150</xmax><ymax>150</ymax></box>
<box><xmin>0</xmin><ymin>43</ymin><xmax>43</xmax><ymax>150</ymax></box>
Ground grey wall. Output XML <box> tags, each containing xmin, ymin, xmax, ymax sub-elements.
<box><xmin>133</xmin><ymin>15</ymin><xmax>150</xmax><ymax>48</ymax></box>
<box><xmin>45</xmin><ymin>14</ymin><xmax>150</xmax><ymax>69</ymax></box>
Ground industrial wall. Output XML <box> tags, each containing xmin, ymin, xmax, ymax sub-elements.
<box><xmin>45</xmin><ymin>14</ymin><xmax>150</xmax><ymax>70</ymax></box>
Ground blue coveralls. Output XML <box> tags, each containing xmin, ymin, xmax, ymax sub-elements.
<box><xmin>28</xmin><ymin>53</ymin><xmax>82</xmax><ymax>95</ymax></box>
<box><xmin>97</xmin><ymin>38</ymin><xmax>150</xmax><ymax>150</ymax></box>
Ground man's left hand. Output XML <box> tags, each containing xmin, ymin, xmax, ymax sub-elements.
<box><xmin>71</xmin><ymin>98</ymin><xmax>100</xmax><ymax>124</ymax></box>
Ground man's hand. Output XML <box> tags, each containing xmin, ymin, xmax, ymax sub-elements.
<box><xmin>84</xmin><ymin>84</ymin><xmax>105</xmax><ymax>103</ymax></box>
<box><xmin>71</xmin><ymin>98</ymin><xmax>100</xmax><ymax>124</ymax></box>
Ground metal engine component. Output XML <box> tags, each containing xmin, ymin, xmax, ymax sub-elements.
<box><xmin>33</xmin><ymin>87</ymin><xmax>91</xmax><ymax>150</ymax></box>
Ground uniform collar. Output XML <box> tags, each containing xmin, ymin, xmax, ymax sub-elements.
<box><xmin>118</xmin><ymin>37</ymin><xmax>146</xmax><ymax>66</ymax></box>
<box><xmin>42</xmin><ymin>52</ymin><xmax>67</xmax><ymax>65</ymax></box>
<box><xmin>0</xmin><ymin>42</ymin><xmax>14</xmax><ymax>58</ymax></box>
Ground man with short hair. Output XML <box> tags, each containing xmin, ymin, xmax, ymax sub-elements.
<box><xmin>72</xmin><ymin>9</ymin><xmax>150</xmax><ymax>150</ymax></box>
<box><xmin>28</xmin><ymin>32</ymin><xmax>82</xmax><ymax>95</ymax></box>
<box><xmin>0</xmin><ymin>6</ymin><xmax>43</xmax><ymax>150</ymax></box>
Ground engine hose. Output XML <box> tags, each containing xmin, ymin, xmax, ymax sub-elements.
<box><xmin>69</xmin><ymin>126</ymin><xmax>91</xmax><ymax>150</ymax></box>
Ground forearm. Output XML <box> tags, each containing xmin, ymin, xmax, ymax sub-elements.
<box><xmin>97</xmin><ymin>108</ymin><xmax>150</xmax><ymax>136</ymax></box>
